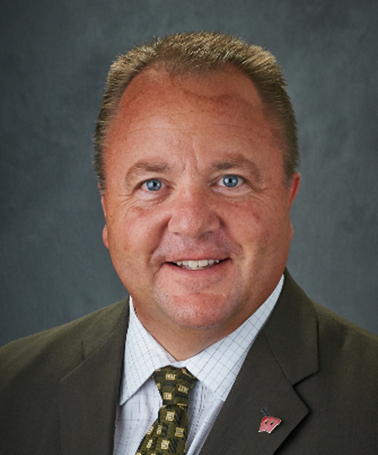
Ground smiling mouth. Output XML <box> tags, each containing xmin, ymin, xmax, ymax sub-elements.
<box><xmin>170</xmin><ymin>259</ymin><xmax>225</xmax><ymax>270</ymax></box>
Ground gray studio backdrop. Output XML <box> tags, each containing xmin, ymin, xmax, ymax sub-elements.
<box><xmin>1</xmin><ymin>0</ymin><xmax>377</xmax><ymax>346</ymax></box>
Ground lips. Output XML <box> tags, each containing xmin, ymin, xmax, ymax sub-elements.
<box><xmin>170</xmin><ymin>259</ymin><xmax>224</xmax><ymax>270</ymax></box>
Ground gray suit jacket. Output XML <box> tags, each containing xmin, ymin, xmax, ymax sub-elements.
<box><xmin>1</xmin><ymin>271</ymin><xmax>378</xmax><ymax>454</ymax></box>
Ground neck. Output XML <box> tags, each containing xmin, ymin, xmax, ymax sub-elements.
<box><xmin>134</xmin><ymin>310</ymin><xmax>248</xmax><ymax>361</ymax></box>
<box><xmin>154</xmin><ymin>330</ymin><xmax>224</xmax><ymax>361</ymax></box>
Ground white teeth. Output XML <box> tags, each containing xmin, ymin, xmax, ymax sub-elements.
<box><xmin>174</xmin><ymin>259</ymin><xmax>221</xmax><ymax>270</ymax></box>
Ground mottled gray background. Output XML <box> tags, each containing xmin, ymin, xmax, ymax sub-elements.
<box><xmin>1</xmin><ymin>0</ymin><xmax>377</xmax><ymax>346</ymax></box>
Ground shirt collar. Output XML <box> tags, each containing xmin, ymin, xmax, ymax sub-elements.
<box><xmin>120</xmin><ymin>275</ymin><xmax>284</xmax><ymax>405</ymax></box>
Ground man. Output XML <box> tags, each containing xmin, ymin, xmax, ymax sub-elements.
<box><xmin>1</xmin><ymin>31</ymin><xmax>378</xmax><ymax>455</ymax></box>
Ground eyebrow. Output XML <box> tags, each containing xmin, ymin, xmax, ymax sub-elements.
<box><xmin>125</xmin><ymin>160</ymin><xmax>172</xmax><ymax>182</ymax></box>
<box><xmin>211</xmin><ymin>156</ymin><xmax>262</xmax><ymax>183</ymax></box>
<box><xmin>124</xmin><ymin>155</ymin><xmax>262</xmax><ymax>184</ymax></box>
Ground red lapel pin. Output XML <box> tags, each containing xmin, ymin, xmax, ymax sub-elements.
<box><xmin>259</xmin><ymin>415</ymin><xmax>282</xmax><ymax>434</ymax></box>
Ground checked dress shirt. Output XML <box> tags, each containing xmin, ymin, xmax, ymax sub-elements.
<box><xmin>113</xmin><ymin>275</ymin><xmax>283</xmax><ymax>455</ymax></box>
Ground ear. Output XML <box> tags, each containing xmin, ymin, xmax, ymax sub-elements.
<box><xmin>100</xmin><ymin>191</ymin><xmax>109</xmax><ymax>250</ymax></box>
<box><xmin>288</xmin><ymin>172</ymin><xmax>301</xmax><ymax>209</ymax></box>
<box><xmin>287</xmin><ymin>172</ymin><xmax>301</xmax><ymax>240</ymax></box>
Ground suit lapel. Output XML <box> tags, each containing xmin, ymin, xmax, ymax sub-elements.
<box><xmin>59</xmin><ymin>301</ymin><xmax>129</xmax><ymax>455</ymax></box>
<box><xmin>200</xmin><ymin>271</ymin><xmax>319</xmax><ymax>455</ymax></box>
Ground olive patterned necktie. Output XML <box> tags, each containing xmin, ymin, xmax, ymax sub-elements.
<box><xmin>135</xmin><ymin>366</ymin><xmax>198</xmax><ymax>455</ymax></box>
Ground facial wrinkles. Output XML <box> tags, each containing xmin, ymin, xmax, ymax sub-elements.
<box><xmin>167</xmin><ymin>110</ymin><xmax>282</xmax><ymax>175</ymax></box>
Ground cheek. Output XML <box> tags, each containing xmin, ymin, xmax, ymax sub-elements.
<box><xmin>109</xmin><ymin>205</ymin><xmax>166</xmax><ymax>257</ymax></box>
<box><xmin>227</xmin><ymin>199</ymin><xmax>289</xmax><ymax>255</ymax></box>
<box><xmin>228</xmin><ymin>201</ymin><xmax>271</xmax><ymax>242</ymax></box>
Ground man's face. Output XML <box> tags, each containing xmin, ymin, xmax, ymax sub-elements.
<box><xmin>101</xmin><ymin>67</ymin><xmax>300</xmax><ymax>344</ymax></box>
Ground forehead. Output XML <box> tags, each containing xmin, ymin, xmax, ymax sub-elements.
<box><xmin>126</xmin><ymin>64</ymin><xmax>262</xmax><ymax>104</ymax></box>
<box><xmin>107</xmin><ymin>66</ymin><xmax>270</xmax><ymax>135</ymax></box>
<box><xmin>103</xmin><ymin>67</ymin><xmax>283</xmax><ymax>173</ymax></box>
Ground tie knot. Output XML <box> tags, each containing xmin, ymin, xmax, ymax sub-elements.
<box><xmin>153</xmin><ymin>366</ymin><xmax>197</xmax><ymax>407</ymax></box>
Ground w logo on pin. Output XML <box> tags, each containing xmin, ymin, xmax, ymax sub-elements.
<box><xmin>259</xmin><ymin>415</ymin><xmax>282</xmax><ymax>434</ymax></box>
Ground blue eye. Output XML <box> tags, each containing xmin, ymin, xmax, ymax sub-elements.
<box><xmin>222</xmin><ymin>175</ymin><xmax>240</xmax><ymax>187</ymax></box>
<box><xmin>145</xmin><ymin>179</ymin><xmax>162</xmax><ymax>191</ymax></box>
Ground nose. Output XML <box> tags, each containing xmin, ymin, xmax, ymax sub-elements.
<box><xmin>167</xmin><ymin>187</ymin><xmax>220</xmax><ymax>239</ymax></box>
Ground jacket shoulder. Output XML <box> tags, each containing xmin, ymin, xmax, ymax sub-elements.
<box><xmin>312</xmin><ymin>299</ymin><xmax>378</xmax><ymax>375</ymax></box>
<box><xmin>0</xmin><ymin>300</ymin><xmax>128</xmax><ymax>387</ymax></box>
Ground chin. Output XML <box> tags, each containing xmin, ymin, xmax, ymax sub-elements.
<box><xmin>162</xmin><ymin>293</ymin><xmax>242</xmax><ymax>332</ymax></box>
